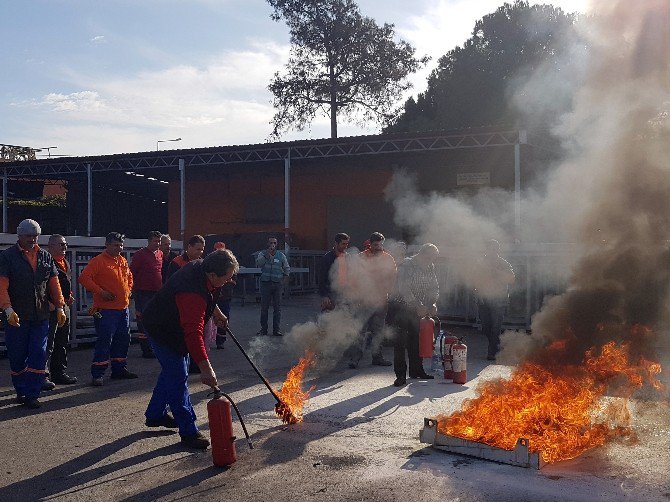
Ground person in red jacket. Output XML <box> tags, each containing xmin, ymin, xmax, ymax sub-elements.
<box><xmin>164</xmin><ymin>235</ymin><xmax>205</xmax><ymax>281</ymax></box>
<box><xmin>130</xmin><ymin>230</ymin><xmax>163</xmax><ymax>358</ymax></box>
<box><xmin>142</xmin><ymin>249</ymin><xmax>238</xmax><ymax>449</ymax></box>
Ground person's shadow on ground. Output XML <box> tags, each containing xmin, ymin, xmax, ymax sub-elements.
<box><xmin>0</xmin><ymin>431</ymin><xmax>231</xmax><ymax>500</ymax></box>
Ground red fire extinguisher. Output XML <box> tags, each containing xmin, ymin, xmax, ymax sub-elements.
<box><xmin>208</xmin><ymin>388</ymin><xmax>253</xmax><ymax>467</ymax></box>
<box><xmin>442</xmin><ymin>332</ymin><xmax>459</xmax><ymax>380</ymax></box>
<box><xmin>452</xmin><ymin>338</ymin><xmax>467</xmax><ymax>384</ymax></box>
<box><xmin>418</xmin><ymin>317</ymin><xmax>435</xmax><ymax>358</ymax></box>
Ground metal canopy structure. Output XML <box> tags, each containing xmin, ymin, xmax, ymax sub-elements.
<box><xmin>1</xmin><ymin>128</ymin><xmax>542</xmax><ymax>240</ymax></box>
<box><xmin>2</xmin><ymin>128</ymin><xmax>526</xmax><ymax>175</ymax></box>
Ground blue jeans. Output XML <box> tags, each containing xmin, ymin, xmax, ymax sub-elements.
<box><xmin>145</xmin><ymin>340</ymin><xmax>198</xmax><ymax>437</ymax></box>
<box><xmin>479</xmin><ymin>301</ymin><xmax>506</xmax><ymax>358</ymax></box>
<box><xmin>91</xmin><ymin>309</ymin><xmax>130</xmax><ymax>378</ymax></box>
<box><xmin>5</xmin><ymin>320</ymin><xmax>49</xmax><ymax>399</ymax></box>
<box><xmin>260</xmin><ymin>281</ymin><xmax>282</xmax><ymax>334</ymax></box>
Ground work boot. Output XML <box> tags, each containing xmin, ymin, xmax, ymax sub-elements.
<box><xmin>52</xmin><ymin>373</ymin><xmax>78</xmax><ymax>385</ymax></box>
<box><xmin>257</xmin><ymin>330</ymin><xmax>268</xmax><ymax>337</ymax></box>
<box><xmin>140</xmin><ymin>339</ymin><xmax>155</xmax><ymax>359</ymax></box>
<box><xmin>42</xmin><ymin>378</ymin><xmax>56</xmax><ymax>391</ymax></box>
<box><xmin>146</xmin><ymin>413</ymin><xmax>179</xmax><ymax>429</ymax></box>
<box><xmin>181</xmin><ymin>431</ymin><xmax>210</xmax><ymax>450</ymax></box>
<box><xmin>22</xmin><ymin>398</ymin><xmax>41</xmax><ymax>409</ymax></box>
<box><xmin>410</xmin><ymin>372</ymin><xmax>434</xmax><ymax>380</ymax></box>
<box><xmin>371</xmin><ymin>356</ymin><xmax>392</xmax><ymax>367</ymax></box>
<box><xmin>393</xmin><ymin>377</ymin><xmax>406</xmax><ymax>387</ymax></box>
<box><xmin>111</xmin><ymin>368</ymin><xmax>138</xmax><ymax>380</ymax></box>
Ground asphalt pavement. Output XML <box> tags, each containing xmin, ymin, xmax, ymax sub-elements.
<box><xmin>1</xmin><ymin>295</ymin><xmax>669</xmax><ymax>501</ymax></box>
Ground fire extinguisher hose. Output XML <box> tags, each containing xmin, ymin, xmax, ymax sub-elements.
<box><xmin>225</xmin><ymin>327</ymin><xmax>296</xmax><ymax>421</ymax></box>
<box><xmin>210</xmin><ymin>387</ymin><xmax>253</xmax><ymax>449</ymax></box>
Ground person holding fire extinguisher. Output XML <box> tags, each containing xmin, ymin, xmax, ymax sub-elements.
<box><xmin>141</xmin><ymin>249</ymin><xmax>238</xmax><ymax>449</ymax></box>
<box><xmin>388</xmin><ymin>243</ymin><xmax>440</xmax><ymax>387</ymax></box>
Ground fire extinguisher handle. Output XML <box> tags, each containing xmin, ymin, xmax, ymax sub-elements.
<box><xmin>207</xmin><ymin>386</ymin><xmax>223</xmax><ymax>398</ymax></box>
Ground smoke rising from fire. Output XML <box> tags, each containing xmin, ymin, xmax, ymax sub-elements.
<box><xmin>275</xmin><ymin>1</ymin><xmax>670</xmax><ymax>388</ymax></box>
<box><xmin>387</xmin><ymin>0</ymin><xmax>670</xmax><ymax>374</ymax></box>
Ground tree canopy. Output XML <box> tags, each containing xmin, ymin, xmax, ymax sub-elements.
<box><xmin>386</xmin><ymin>1</ymin><xmax>580</xmax><ymax>134</ymax></box>
<box><xmin>267</xmin><ymin>0</ymin><xmax>428</xmax><ymax>139</ymax></box>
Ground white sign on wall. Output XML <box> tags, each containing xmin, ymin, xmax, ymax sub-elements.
<box><xmin>457</xmin><ymin>172</ymin><xmax>490</xmax><ymax>186</ymax></box>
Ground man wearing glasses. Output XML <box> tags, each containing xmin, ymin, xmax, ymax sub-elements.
<box><xmin>0</xmin><ymin>219</ymin><xmax>67</xmax><ymax>408</ymax></box>
<box><xmin>45</xmin><ymin>234</ymin><xmax>78</xmax><ymax>385</ymax></box>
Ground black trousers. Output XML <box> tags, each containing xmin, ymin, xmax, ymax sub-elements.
<box><xmin>388</xmin><ymin>302</ymin><xmax>422</xmax><ymax>379</ymax></box>
<box><xmin>46</xmin><ymin>311</ymin><xmax>70</xmax><ymax>377</ymax></box>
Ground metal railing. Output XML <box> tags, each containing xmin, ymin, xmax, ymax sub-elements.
<box><xmin>0</xmin><ymin>241</ymin><xmax>576</xmax><ymax>353</ymax></box>
<box><xmin>0</xmin><ymin>235</ymin><xmax>183</xmax><ymax>351</ymax></box>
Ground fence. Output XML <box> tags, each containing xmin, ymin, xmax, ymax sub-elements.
<box><xmin>0</xmin><ymin>239</ymin><xmax>577</xmax><ymax>353</ymax></box>
<box><xmin>0</xmin><ymin>235</ymin><xmax>181</xmax><ymax>351</ymax></box>
<box><xmin>436</xmin><ymin>243</ymin><xmax>576</xmax><ymax>330</ymax></box>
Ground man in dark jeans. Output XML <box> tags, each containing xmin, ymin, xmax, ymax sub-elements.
<box><xmin>130</xmin><ymin>230</ymin><xmax>164</xmax><ymax>358</ymax></box>
<box><xmin>45</xmin><ymin>234</ymin><xmax>78</xmax><ymax>386</ymax></box>
<box><xmin>388</xmin><ymin>243</ymin><xmax>440</xmax><ymax>387</ymax></box>
<box><xmin>317</xmin><ymin>233</ymin><xmax>350</xmax><ymax>312</ymax></box>
<box><xmin>256</xmin><ymin>237</ymin><xmax>290</xmax><ymax>336</ymax></box>
<box><xmin>160</xmin><ymin>234</ymin><xmax>179</xmax><ymax>284</ymax></box>
<box><xmin>0</xmin><ymin>219</ymin><xmax>67</xmax><ymax>408</ymax></box>
<box><xmin>475</xmin><ymin>239</ymin><xmax>515</xmax><ymax>361</ymax></box>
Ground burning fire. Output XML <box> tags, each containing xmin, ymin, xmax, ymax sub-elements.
<box><xmin>436</xmin><ymin>326</ymin><xmax>663</xmax><ymax>464</ymax></box>
<box><xmin>275</xmin><ymin>350</ymin><xmax>316</xmax><ymax>424</ymax></box>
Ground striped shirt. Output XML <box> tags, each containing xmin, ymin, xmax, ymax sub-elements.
<box><xmin>392</xmin><ymin>255</ymin><xmax>439</xmax><ymax>307</ymax></box>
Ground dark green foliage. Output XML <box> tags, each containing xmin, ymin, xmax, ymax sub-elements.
<box><xmin>267</xmin><ymin>0</ymin><xmax>428</xmax><ymax>139</ymax></box>
<box><xmin>387</xmin><ymin>1</ymin><xmax>580</xmax><ymax>133</ymax></box>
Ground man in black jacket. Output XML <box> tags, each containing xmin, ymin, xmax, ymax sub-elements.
<box><xmin>142</xmin><ymin>250</ymin><xmax>238</xmax><ymax>449</ymax></box>
<box><xmin>45</xmin><ymin>234</ymin><xmax>78</xmax><ymax>385</ymax></box>
<box><xmin>318</xmin><ymin>232</ymin><xmax>350</xmax><ymax>311</ymax></box>
<box><xmin>0</xmin><ymin>219</ymin><xmax>67</xmax><ymax>408</ymax></box>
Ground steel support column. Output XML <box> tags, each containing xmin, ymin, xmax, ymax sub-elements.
<box><xmin>2</xmin><ymin>168</ymin><xmax>7</xmax><ymax>233</ymax></box>
<box><xmin>179</xmin><ymin>158</ymin><xmax>185</xmax><ymax>241</ymax></box>
<box><xmin>87</xmin><ymin>163</ymin><xmax>92</xmax><ymax>236</ymax></box>
<box><xmin>284</xmin><ymin>150</ymin><xmax>291</xmax><ymax>256</ymax></box>
<box><xmin>514</xmin><ymin>130</ymin><xmax>527</xmax><ymax>234</ymax></box>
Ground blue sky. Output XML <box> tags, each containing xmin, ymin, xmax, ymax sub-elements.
<box><xmin>2</xmin><ymin>0</ymin><xmax>586</xmax><ymax>157</ymax></box>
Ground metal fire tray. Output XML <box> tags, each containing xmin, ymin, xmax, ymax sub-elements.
<box><xmin>419</xmin><ymin>418</ymin><xmax>545</xmax><ymax>469</ymax></box>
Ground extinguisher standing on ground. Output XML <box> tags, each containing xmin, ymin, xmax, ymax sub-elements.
<box><xmin>418</xmin><ymin>317</ymin><xmax>435</xmax><ymax>358</ymax></box>
<box><xmin>451</xmin><ymin>338</ymin><xmax>468</xmax><ymax>384</ymax></box>
<box><xmin>208</xmin><ymin>388</ymin><xmax>253</xmax><ymax>467</ymax></box>
<box><xmin>442</xmin><ymin>332</ymin><xmax>459</xmax><ymax>380</ymax></box>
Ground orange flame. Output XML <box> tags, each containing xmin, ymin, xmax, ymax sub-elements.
<box><xmin>275</xmin><ymin>350</ymin><xmax>316</xmax><ymax>424</ymax></box>
<box><xmin>436</xmin><ymin>331</ymin><xmax>664</xmax><ymax>464</ymax></box>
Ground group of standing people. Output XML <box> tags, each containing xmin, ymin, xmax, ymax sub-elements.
<box><xmin>1</xmin><ymin>219</ymin><xmax>239</xmax><ymax>449</ymax></box>
<box><xmin>317</xmin><ymin>231</ymin><xmax>440</xmax><ymax>386</ymax></box>
<box><xmin>318</xmin><ymin>232</ymin><xmax>515</xmax><ymax>387</ymax></box>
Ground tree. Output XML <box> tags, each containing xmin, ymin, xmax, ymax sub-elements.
<box><xmin>386</xmin><ymin>1</ymin><xmax>580</xmax><ymax>133</ymax></box>
<box><xmin>267</xmin><ymin>0</ymin><xmax>428</xmax><ymax>139</ymax></box>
